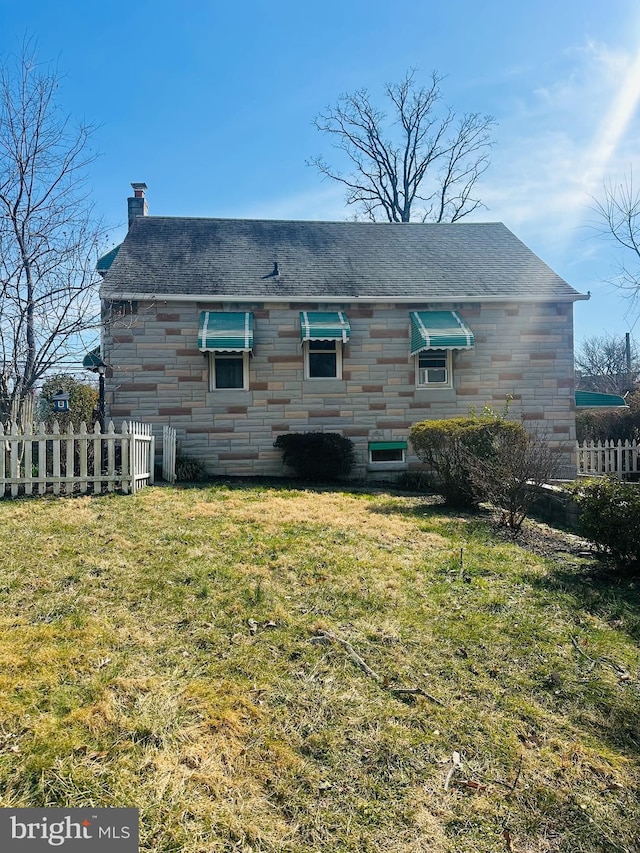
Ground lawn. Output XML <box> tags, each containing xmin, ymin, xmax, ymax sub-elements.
<box><xmin>0</xmin><ymin>484</ymin><xmax>638</xmax><ymax>852</ymax></box>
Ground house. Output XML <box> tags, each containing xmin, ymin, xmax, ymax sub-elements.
<box><xmin>97</xmin><ymin>184</ymin><xmax>588</xmax><ymax>480</ymax></box>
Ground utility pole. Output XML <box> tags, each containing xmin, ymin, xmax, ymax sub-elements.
<box><xmin>626</xmin><ymin>332</ymin><xmax>632</xmax><ymax>392</ymax></box>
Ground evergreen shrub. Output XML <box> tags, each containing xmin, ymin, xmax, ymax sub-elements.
<box><xmin>175</xmin><ymin>454</ymin><xmax>208</xmax><ymax>482</ymax></box>
<box><xmin>274</xmin><ymin>432</ymin><xmax>356</xmax><ymax>481</ymax></box>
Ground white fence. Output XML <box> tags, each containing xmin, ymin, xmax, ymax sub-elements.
<box><xmin>162</xmin><ymin>424</ymin><xmax>177</xmax><ymax>484</ymax></box>
<box><xmin>0</xmin><ymin>420</ymin><xmax>155</xmax><ymax>498</ymax></box>
<box><xmin>577</xmin><ymin>439</ymin><xmax>640</xmax><ymax>479</ymax></box>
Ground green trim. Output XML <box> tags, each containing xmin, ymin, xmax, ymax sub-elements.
<box><xmin>410</xmin><ymin>311</ymin><xmax>474</xmax><ymax>355</ymax></box>
<box><xmin>198</xmin><ymin>311</ymin><xmax>254</xmax><ymax>352</ymax></box>
<box><xmin>300</xmin><ymin>311</ymin><xmax>351</xmax><ymax>342</ymax></box>
<box><xmin>368</xmin><ymin>441</ymin><xmax>407</xmax><ymax>450</ymax></box>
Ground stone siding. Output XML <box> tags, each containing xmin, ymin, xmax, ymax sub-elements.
<box><xmin>103</xmin><ymin>299</ymin><xmax>577</xmax><ymax>479</ymax></box>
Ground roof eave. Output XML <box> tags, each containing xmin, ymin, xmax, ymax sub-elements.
<box><xmin>100</xmin><ymin>291</ymin><xmax>589</xmax><ymax>304</ymax></box>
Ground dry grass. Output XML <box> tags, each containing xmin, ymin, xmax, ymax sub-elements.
<box><xmin>0</xmin><ymin>484</ymin><xmax>639</xmax><ymax>852</ymax></box>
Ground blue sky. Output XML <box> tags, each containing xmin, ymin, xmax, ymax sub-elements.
<box><xmin>2</xmin><ymin>0</ymin><xmax>640</xmax><ymax>346</ymax></box>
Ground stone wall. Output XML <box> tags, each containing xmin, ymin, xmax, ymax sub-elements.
<box><xmin>103</xmin><ymin>299</ymin><xmax>577</xmax><ymax>479</ymax></box>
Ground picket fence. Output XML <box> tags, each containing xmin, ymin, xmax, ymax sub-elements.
<box><xmin>0</xmin><ymin>420</ymin><xmax>155</xmax><ymax>498</ymax></box>
<box><xmin>577</xmin><ymin>438</ymin><xmax>640</xmax><ymax>479</ymax></box>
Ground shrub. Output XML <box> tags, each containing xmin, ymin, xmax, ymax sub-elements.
<box><xmin>571</xmin><ymin>478</ymin><xmax>640</xmax><ymax>569</ymax></box>
<box><xmin>465</xmin><ymin>423</ymin><xmax>561</xmax><ymax>531</ymax></box>
<box><xmin>395</xmin><ymin>470</ymin><xmax>433</xmax><ymax>492</ymax></box>
<box><xmin>274</xmin><ymin>432</ymin><xmax>356</xmax><ymax>481</ymax></box>
<box><xmin>175</xmin><ymin>453</ymin><xmax>208</xmax><ymax>482</ymax></box>
<box><xmin>409</xmin><ymin>414</ymin><xmax>524</xmax><ymax>507</ymax></box>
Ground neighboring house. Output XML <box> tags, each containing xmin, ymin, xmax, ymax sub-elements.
<box><xmin>97</xmin><ymin>184</ymin><xmax>588</xmax><ymax>480</ymax></box>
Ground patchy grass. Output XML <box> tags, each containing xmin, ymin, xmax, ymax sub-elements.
<box><xmin>0</xmin><ymin>484</ymin><xmax>639</xmax><ymax>852</ymax></box>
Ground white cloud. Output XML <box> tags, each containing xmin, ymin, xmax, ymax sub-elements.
<box><xmin>475</xmin><ymin>39</ymin><xmax>640</xmax><ymax>251</ymax></box>
<box><xmin>229</xmin><ymin>183</ymin><xmax>349</xmax><ymax>222</ymax></box>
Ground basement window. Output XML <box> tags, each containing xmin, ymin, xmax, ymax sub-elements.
<box><xmin>368</xmin><ymin>441</ymin><xmax>407</xmax><ymax>467</ymax></box>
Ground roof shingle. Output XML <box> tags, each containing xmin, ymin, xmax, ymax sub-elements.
<box><xmin>100</xmin><ymin>217</ymin><xmax>584</xmax><ymax>302</ymax></box>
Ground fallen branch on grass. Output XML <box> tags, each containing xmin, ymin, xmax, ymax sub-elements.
<box><xmin>571</xmin><ymin>636</ymin><xmax>633</xmax><ymax>681</ymax></box>
<box><xmin>311</xmin><ymin>630</ymin><xmax>446</xmax><ymax>706</ymax></box>
<box><xmin>444</xmin><ymin>751</ymin><xmax>462</xmax><ymax>790</ymax></box>
<box><xmin>316</xmin><ymin>630</ymin><xmax>381</xmax><ymax>679</ymax></box>
<box><xmin>509</xmin><ymin>754</ymin><xmax>524</xmax><ymax>793</ymax></box>
<box><xmin>389</xmin><ymin>686</ymin><xmax>446</xmax><ymax>707</ymax></box>
<box><xmin>571</xmin><ymin>636</ymin><xmax>597</xmax><ymax>671</ymax></box>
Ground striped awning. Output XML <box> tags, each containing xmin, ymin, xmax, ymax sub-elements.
<box><xmin>198</xmin><ymin>312</ymin><xmax>254</xmax><ymax>352</ymax></box>
<box><xmin>410</xmin><ymin>311</ymin><xmax>474</xmax><ymax>355</ymax></box>
<box><xmin>300</xmin><ymin>311</ymin><xmax>351</xmax><ymax>343</ymax></box>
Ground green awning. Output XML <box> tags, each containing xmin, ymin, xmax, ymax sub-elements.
<box><xmin>410</xmin><ymin>311</ymin><xmax>474</xmax><ymax>355</ymax></box>
<box><xmin>83</xmin><ymin>346</ymin><xmax>104</xmax><ymax>370</ymax></box>
<box><xmin>369</xmin><ymin>441</ymin><xmax>407</xmax><ymax>450</ymax></box>
<box><xmin>300</xmin><ymin>311</ymin><xmax>351</xmax><ymax>342</ymax></box>
<box><xmin>198</xmin><ymin>312</ymin><xmax>254</xmax><ymax>352</ymax></box>
<box><xmin>575</xmin><ymin>390</ymin><xmax>628</xmax><ymax>408</ymax></box>
<box><xmin>96</xmin><ymin>244</ymin><xmax>120</xmax><ymax>273</ymax></box>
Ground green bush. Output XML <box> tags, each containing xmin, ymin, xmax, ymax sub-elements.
<box><xmin>274</xmin><ymin>432</ymin><xmax>356</xmax><ymax>481</ymax></box>
<box><xmin>409</xmin><ymin>414</ymin><xmax>525</xmax><ymax>507</ymax></box>
<box><xmin>571</xmin><ymin>479</ymin><xmax>640</xmax><ymax>569</ymax></box>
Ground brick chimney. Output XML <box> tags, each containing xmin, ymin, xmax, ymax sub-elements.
<box><xmin>128</xmin><ymin>182</ymin><xmax>148</xmax><ymax>228</ymax></box>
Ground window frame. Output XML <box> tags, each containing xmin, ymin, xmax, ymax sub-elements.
<box><xmin>415</xmin><ymin>349</ymin><xmax>452</xmax><ymax>389</ymax></box>
<box><xmin>303</xmin><ymin>338</ymin><xmax>343</xmax><ymax>380</ymax></box>
<box><xmin>208</xmin><ymin>351</ymin><xmax>250</xmax><ymax>391</ymax></box>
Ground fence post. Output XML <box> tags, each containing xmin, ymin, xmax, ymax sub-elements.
<box><xmin>78</xmin><ymin>422</ymin><xmax>88</xmax><ymax>494</ymax></box>
<box><xmin>0</xmin><ymin>423</ymin><xmax>5</xmax><ymax>497</ymax></box>
<box><xmin>149</xmin><ymin>431</ymin><xmax>156</xmax><ymax>485</ymax></box>
<box><xmin>23</xmin><ymin>423</ymin><xmax>33</xmax><ymax>495</ymax></box>
<box><xmin>120</xmin><ymin>421</ymin><xmax>130</xmax><ymax>494</ymax></box>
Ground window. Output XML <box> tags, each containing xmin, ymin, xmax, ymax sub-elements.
<box><xmin>199</xmin><ymin>311</ymin><xmax>253</xmax><ymax>391</ymax></box>
<box><xmin>209</xmin><ymin>352</ymin><xmax>249</xmax><ymax>390</ymax></box>
<box><xmin>368</xmin><ymin>441</ymin><xmax>407</xmax><ymax>468</ymax></box>
<box><xmin>305</xmin><ymin>339</ymin><xmax>342</xmax><ymax>379</ymax></box>
<box><xmin>369</xmin><ymin>445</ymin><xmax>406</xmax><ymax>464</ymax></box>
<box><xmin>416</xmin><ymin>350</ymin><xmax>451</xmax><ymax>387</ymax></box>
<box><xmin>299</xmin><ymin>311</ymin><xmax>350</xmax><ymax>380</ymax></box>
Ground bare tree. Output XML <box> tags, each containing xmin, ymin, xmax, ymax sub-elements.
<box><xmin>0</xmin><ymin>42</ymin><xmax>104</xmax><ymax>424</ymax></box>
<box><xmin>593</xmin><ymin>173</ymin><xmax>640</xmax><ymax>309</ymax></box>
<box><xmin>309</xmin><ymin>70</ymin><xmax>496</xmax><ymax>223</ymax></box>
<box><xmin>575</xmin><ymin>333</ymin><xmax>639</xmax><ymax>395</ymax></box>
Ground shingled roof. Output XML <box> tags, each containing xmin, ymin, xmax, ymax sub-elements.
<box><xmin>100</xmin><ymin>216</ymin><xmax>586</xmax><ymax>302</ymax></box>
